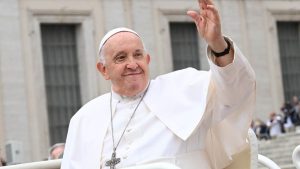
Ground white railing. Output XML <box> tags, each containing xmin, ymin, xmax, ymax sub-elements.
<box><xmin>0</xmin><ymin>129</ymin><xmax>286</xmax><ymax>169</ymax></box>
<box><xmin>0</xmin><ymin>159</ymin><xmax>61</xmax><ymax>169</ymax></box>
<box><xmin>258</xmin><ymin>154</ymin><xmax>281</xmax><ymax>169</ymax></box>
<box><xmin>293</xmin><ymin>145</ymin><xmax>300</xmax><ymax>169</ymax></box>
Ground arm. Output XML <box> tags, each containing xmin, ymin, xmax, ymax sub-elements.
<box><xmin>188</xmin><ymin>1</ymin><xmax>256</xmax><ymax>168</ymax></box>
<box><xmin>187</xmin><ymin>0</ymin><xmax>233</xmax><ymax>67</ymax></box>
<box><xmin>188</xmin><ymin>0</ymin><xmax>255</xmax><ymax>121</ymax></box>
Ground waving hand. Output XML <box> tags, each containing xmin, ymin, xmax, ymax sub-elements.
<box><xmin>187</xmin><ymin>0</ymin><xmax>226</xmax><ymax>53</ymax></box>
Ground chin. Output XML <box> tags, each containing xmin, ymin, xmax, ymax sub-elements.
<box><xmin>128</xmin><ymin>81</ymin><xmax>147</xmax><ymax>91</ymax></box>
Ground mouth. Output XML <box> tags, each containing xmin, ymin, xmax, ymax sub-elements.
<box><xmin>123</xmin><ymin>69</ymin><xmax>143</xmax><ymax>76</ymax></box>
<box><xmin>123</xmin><ymin>72</ymin><xmax>142</xmax><ymax>76</ymax></box>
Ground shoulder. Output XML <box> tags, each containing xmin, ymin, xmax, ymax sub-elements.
<box><xmin>70</xmin><ymin>93</ymin><xmax>110</xmax><ymax>123</ymax></box>
<box><xmin>157</xmin><ymin>67</ymin><xmax>208</xmax><ymax>78</ymax></box>
<box><xmin>152</xmin><ymin>68</ymin><xmax>210</xmax><ymax>86</ymax></box>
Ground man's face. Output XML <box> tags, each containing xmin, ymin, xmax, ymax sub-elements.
<box><xmin>97</xmin><ymin>32</ymin><xmax>150</xmax><ymax>96</ymax></box>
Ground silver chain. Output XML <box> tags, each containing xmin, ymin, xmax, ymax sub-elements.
<box><xmin>109</xmin><ymin>82</ymin><xmax>150</xmax><ymax>153</ymax></box>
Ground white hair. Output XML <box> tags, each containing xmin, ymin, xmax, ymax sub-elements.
<box><xmin>48</xmin><ymin>143</ymin><xmax>65</xmax><ymax>160</ymax></box>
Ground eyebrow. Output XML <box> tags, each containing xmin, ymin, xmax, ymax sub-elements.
<box><xmin>134</xmin><ymin>49</ymin><xmax>144</xmax><ymax>53</ymax></box>
<box><xmin>113</xmin><ymin>51</ymin><xmax>126</xmax><ymax>58</ymax></box>
<box><xmin>112</xmin><ymin>48</ymin><xmax>144</xmax><ymax>58</ymax></box>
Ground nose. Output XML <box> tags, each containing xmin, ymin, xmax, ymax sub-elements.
<box><xmin>126</xmin><ymin>58</ymin><xmax>138</xmax><ymax>69</ymax></box>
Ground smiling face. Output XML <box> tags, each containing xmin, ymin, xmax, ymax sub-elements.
<box><xmin>97</xmin><ymin>32</ymin><xmax>150</xmax><ymax>97</ymax></box>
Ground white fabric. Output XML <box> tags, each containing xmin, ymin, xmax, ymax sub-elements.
<box><xmin>61</xmin><ymin>39</ymin><xmax>256</xmax><ymax>169</ymax></box>
<box><xmin>267</xmin><ymin>117</ymin><xmax>282</xmax><ymax>137</ymax></box>
<box><xmin>101</xmin><ymin>90</ymin><xmax>211</xmax><ymax>169</ymax></box>
<box><xmin>284</xmin><ymin>116</ymin><xmax>294</xmax><ymax>129</ymax></box>
<box><xmin>122</xmin><ymin>162</ymin><xmax>181</xmax><ymax>169</ymax></box>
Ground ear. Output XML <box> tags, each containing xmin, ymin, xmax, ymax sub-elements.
<box><xmin>146</xmin><ymin>54</ymin><xmax>151</xmax><ymax>64</ymax></box>
<box><xmin>96</xmin><ymin>62</ymin><xmax>110</xmax><ymax>80</ymax></box>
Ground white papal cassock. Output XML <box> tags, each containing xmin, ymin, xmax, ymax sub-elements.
<box><xmin>61</xmin><ymin>39</ymin><xmax>256</xmax><ymax>169</ymax></box>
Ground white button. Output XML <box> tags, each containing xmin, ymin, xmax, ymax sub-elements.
<box><xmin>123</xmin><ymin>155</ymin><xmax>128</xmax><ymax>159</ymax></box>
<box><xmin>126</xmin><ymin>129</ymin><xmax>132</xmax><ymax>132</ymax></box>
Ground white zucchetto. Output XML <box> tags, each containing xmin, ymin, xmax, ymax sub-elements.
<box><xmin>98</xmin><ymin>27</ymin><xmax>140</xmax><ymax>56</ymax></box>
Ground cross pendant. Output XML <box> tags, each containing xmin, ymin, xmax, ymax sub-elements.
<box><xmin>105</xmin><ymin>151</ymin><xmax>121</xmax><ymax>169</ymax></box>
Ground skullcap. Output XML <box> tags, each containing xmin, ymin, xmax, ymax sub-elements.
<box><xmin>98</xmin><ymin>27</ymin><xmax>140</xmax><ymax>55</ymax></box>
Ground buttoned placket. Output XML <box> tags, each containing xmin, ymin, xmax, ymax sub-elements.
<box><xmin>100</xmin><ymin>99</ymin><xmax>120</xmax><ymax>169</ymax></box>
<box><xmin>102</xmin><ymin>94</ymin><xmax>144</xmax><ymax>169</ymax></box>
<box><xmin>118</xmin><ymin>98</ymin><xmax>140</xmax><ymax>162</ymax></box>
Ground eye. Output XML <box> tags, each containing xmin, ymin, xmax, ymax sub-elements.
<box><xmin>134</xmin><ymin>52</ymin><xmax>143</xmax><ymax>59</ymax></box>
<box><xmin>114</xmin><ymin>55</ymin><xmax>126</xmax><ymax>63</ymax></box>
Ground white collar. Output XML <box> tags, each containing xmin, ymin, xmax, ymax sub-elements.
<box><xmin>111</xmin><ymin>81</ymin><xmax>150</xmax><ymax>102</ymax></box>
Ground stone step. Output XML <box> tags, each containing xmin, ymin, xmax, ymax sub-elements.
<box><xmin>259</xmin><ymin>148</ymin><xmax>296</xmax><ymax>156</ymax></box>
<box><xmin>259</xmin><ymin>143</ymin><xmax>299</xmax><ymax>149</ymax></box>
<box><xmin>281</xmin><ymin>164</ymin><xmax>296</xmax><ymax>169</ymax></box>
<box><xmin>262</xmin><ymin>152</ymin><xmax>293</xmax><ymax>159</ymax></box>
<box><xmin>273</xmin><ymin>158</ymin><xmax>293</xmax><ymax>165</ymax></box>
<box><xmin>257</xmin><ymin>157</ymin><xmax>293</xmax><ymax>167</ymax></box>
<box><xmin>260</xmin><ymin>146</ymin><xmax>296</xmax><ymax>151</ymax></box>
<box><xmin>258</xmin><ymin>140</ymin><xmax>300</xmax><ymax>147</ymax></box>
<box><xmin>259</xmin><ymin>140</ymin><xmax>300</xmax><ymax>147</ymax></box>
<box><xmin>260</xmin><ymin>149</ymin><xmax>295</xmax><ymax>154</ymax></box>
<box><xmin>257</xmin><ymin>130</ymin><xmax>300</xmax><ymax>168</ymax></box>
<box><xmin>258</xmin><ymin>163</ymin><xmax>296</xmax><ymax>169</ymax></box>
<box><xmin>259</xmin><ymin>132</ymin><xmax>300</xmax><ymax>140</ymax></box>
<box><xmin>259</xmin><ymin>142</ymin><xmax>300</xmax><ymax>148</ymax></box>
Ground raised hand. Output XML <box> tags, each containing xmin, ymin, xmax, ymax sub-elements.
<box><xmin>187</xmin><ymin>0</ymin><xmax>227</xmax><ymax>53</ymax></box>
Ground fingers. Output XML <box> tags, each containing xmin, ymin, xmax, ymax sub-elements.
<box><xmin>187</xmin><ymin>0</ymin><xmax>220</xmax><ymax>38</ymax></box>
<box><xmin>206</xmin><ymin>4</ymin><xmax>220</xmax><ymax>24</ymax></box>
<box><xmin>198</xmin><ymin>0</ymin><xmax>205</xmax><ymax>10</ymax></box>
<box><xmin>198</xmin><ymin>0</ymin><xmax>214</xmax><ymax>6</ymax></box>
<box><xmin>188</xmin><ymin>4</ymin><xmax>220</xmax><ymax>25</ymax></box>
<box><xmin>186</xmin><ymin>11</ymin><xmax>199</xmax><ymax>21</ymax></box>
<box><xmin>187</xmin><ymin>11</ymin><xmax>206</xmax><ymax>37</ymax></box>
<box><xmin>198</xmin><ymin>15</ymin><xmax>206</xmax><ymax>37</ymax></box>
<box><xmin>186</xmin><ymin>11</ymin><xmax>201</xmax><ymax>30</ymax></box>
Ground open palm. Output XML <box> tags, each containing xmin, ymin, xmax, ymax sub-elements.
<box><xmin>187</xmin><ymin>0</ymin><xmax>224</xmax><ymax>51</ymax></box>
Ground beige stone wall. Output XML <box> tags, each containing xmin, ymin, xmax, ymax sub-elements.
<box><xmin>0</xmin><ymin>30</ymin><xmax>5</xmax><ymax>160</ymax></box>
<box><xmin>18</xmin><ymin>0</ymin><xmax>105</xmax><ymax>161</ymax></box>
<box><xmin>0</xmin><ymin>0</ymin><xmax>30</xmax><ymax>163</ymax></box>
<box><xmin>0</xmin><ymin>0</ymin><xmax>300</xmax><ymax>162</ymax></box>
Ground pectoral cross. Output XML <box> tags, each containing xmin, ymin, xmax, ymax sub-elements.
<box><xmin>105</xmin><ymin>151</ymin><xmax>121</xmax><ymax>169</ymax></box>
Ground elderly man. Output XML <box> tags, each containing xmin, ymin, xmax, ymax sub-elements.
<box><xmin>62</xmin><ymin>0</ymin><xmax>255</xmax><ymax>169</ymax></box>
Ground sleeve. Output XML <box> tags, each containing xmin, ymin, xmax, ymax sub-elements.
<box><xmin>204</xmin><ymin>38</ymin><xmax>256</xmax><ymax>169</ymax></box>
<box><xmin>61</xmin><ymin>115</ymin><xmax>81</xmax><ymax>169</ymax></box>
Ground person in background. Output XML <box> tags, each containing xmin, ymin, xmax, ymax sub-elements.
<box><xmin>48</xmin><ymin>143</ymin><xmax>65</xmax><ymax>160</ymax></box>
<box><xmin>281</xmin><ymin>102</ymin><xmax>295</xmax><ymax>132</ymax></box>
<box><xmin>0</xmin><ymin>156</ymin><xmax>6</xmax><ymax>166</ymax></box>
<box><xmin>267</xmin><ymin>112</ymin><xmax>284</xmax><ymax>138</ymax></box>
<box><xmin>291</xmin><ymin>96</ymin><xmax>300</xmax><ymax>126</ymax></box>
<box><xmin>253</xmin><ymin>118</ymin><xmax>270</xmax><ymax>140</ymax></box>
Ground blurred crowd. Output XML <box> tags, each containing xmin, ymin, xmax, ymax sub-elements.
<box><xmin>252</xmin><ymin>95</ymin><xmax>300</xmax><ymax>140</ymax></box>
